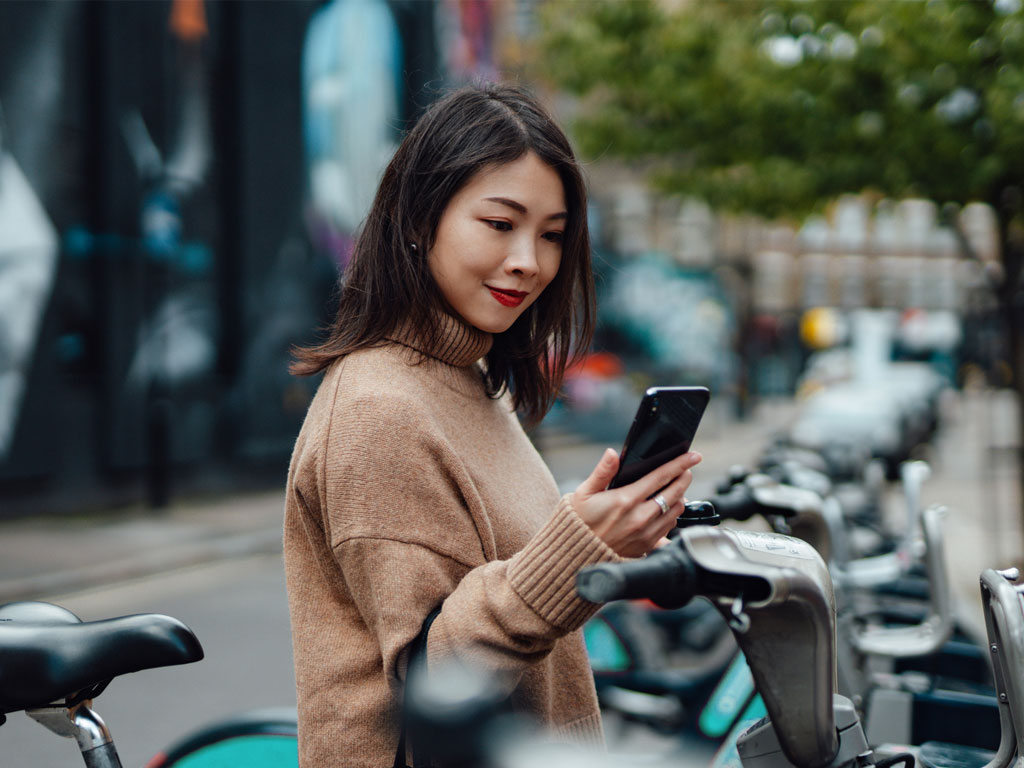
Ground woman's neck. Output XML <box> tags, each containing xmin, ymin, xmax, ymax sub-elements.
<box><xmin>388</xmin><ymin>312</ymin><xmax>493</xmax><ymax>368</ymax></box>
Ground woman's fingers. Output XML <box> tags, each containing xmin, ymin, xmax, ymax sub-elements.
<box><xmin>643</xmin><ymin>473</ymin><xmax>692</xmax><ymax>534</ymax></box>
<box><xmin>574</xmin><ymin>448</ymin><xmax>702</xmax><ymax>558</ymax></box>
<box><xmin>655</xmin><ymin>471</ymin><xmax>694</xmax><ymax>512</ymax></box>
<box><xmin>576</xmin><ymin>448</ymin><xmax>620</xmax><ymax>497</ymax></box>
<box><xmin>630</xmin><ymin>451</ymin><xmax>701</xmax><ymax>504</ymax></box>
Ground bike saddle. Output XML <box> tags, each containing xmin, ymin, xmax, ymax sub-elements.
<box><xmin>0</xmin><ymin>601</ymin><xmax>204</xmax><ymax>714</ymax></box>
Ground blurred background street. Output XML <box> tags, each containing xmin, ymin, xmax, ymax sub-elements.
<box><xmin>2</xmin><ymin>0</ymin><xmax>1024</xmax><ymax>766</ymax></box>
<box><xmin>2</xmin><ymin>0</ymin><xmax>1021</xmax><ymax>522</ymax></box>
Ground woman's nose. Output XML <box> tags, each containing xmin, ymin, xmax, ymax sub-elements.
<box><xmin>505</xmin><ymin>238</ymin><xmax>540</xmax><ymax>277</ymax></box>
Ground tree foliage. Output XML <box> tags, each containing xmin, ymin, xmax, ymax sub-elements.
<box><xmin>536</xmin><ymin>0</ymin><xmax>1024</xmax><ymax>519</ymax></box>
<box><xmin>536</xmin><ymin>0</ymin><xmax>1024</xmax><ymax>222</ymax></box>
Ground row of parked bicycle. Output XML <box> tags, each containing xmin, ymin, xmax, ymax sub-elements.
<box><xmin>0</xmin><ymin>355</ymin><xmax>1013</xmax><ymax>768</ymax></box>
<box><xmin>564</xmin><ymin>356</ymin><xmax>1002</xmax><ymax>768</ymax></box>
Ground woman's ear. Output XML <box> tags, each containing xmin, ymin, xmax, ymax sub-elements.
<box><xmin>408</xmin><ymin>228</ymin><xmax>429</xmax><ymax>255</ymax></box>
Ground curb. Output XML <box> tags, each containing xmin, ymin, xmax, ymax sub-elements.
<box><xmin>0</xmin><ymin>527</ymin><xmax>283</xmax><ymax>604</ymax></box>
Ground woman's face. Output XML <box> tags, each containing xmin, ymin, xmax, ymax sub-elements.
<box><xmin>428</xmin><ymin>151</ymin><xmax>566</xmax><ymax>334</ymax></box>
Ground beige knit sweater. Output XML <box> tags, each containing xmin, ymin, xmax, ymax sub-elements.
<box><xmin>283</xmin><ymin>315</ymin><xmax>619</xmax><ymax>767</ymax></box>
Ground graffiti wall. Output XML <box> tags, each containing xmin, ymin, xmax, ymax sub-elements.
<box><xmin>0</xmin><ymin>0</ymin><xmax>525</xmax><ymax>517</ymax></box>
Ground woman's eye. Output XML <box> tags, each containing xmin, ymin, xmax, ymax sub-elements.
<box><xmin>543</xmin><ymin>231</ymin><xmax>564</xmax><ymax>245</ymax></box>
<box><xmin>484</xmin><ymin>219</ymin><xmax>512</xmax><ymax>232</ymax></box>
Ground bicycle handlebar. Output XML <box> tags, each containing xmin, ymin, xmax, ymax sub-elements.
<box><xmin>709</xmin><ymin>474</ymin><xmax>824</xmax><ymax>522</ymax></box>
<box><xmin>577</xmin><ymin>542</ymin><xmax>697</xmax><ymax>609</ymax></box>
<box><xmin>707</xmin><ymin>483</ymin><xmax>773</xmax><ymax>521</ymax></box>
<box><xmin>578</xmin><ymin>525</ymin><xmax>842</xmax><ymax>768</ymax></box>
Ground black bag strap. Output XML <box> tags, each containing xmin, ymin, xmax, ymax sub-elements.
<box><xmin>394</xmin><ymin>606</ymin><xmax>442</xmax><ymax>768</ymax></box>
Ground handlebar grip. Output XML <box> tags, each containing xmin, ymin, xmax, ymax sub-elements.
<box><xmin>577</xmin><ymin>541</ymin><xmax>697</xmax><ymax>609</ymax></box>
<box><xmin>711</xmin><ymin>479</ymin><xmax>808</xmax><ymax>521</ymax></box>
<box><xmin>709</xmin><ymin>485</ymin><xmax>760</xmax><ymax>521</ymax></box>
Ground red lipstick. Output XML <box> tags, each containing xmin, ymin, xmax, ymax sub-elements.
<box><xmin>488</xmin><ymin>287</ymin><xmax>527</xmax><ymax>308</ymax></box>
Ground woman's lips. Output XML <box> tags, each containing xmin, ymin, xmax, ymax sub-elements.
<box><xmin>487</xmin><ymin>287</ymin><xmax>527</xmax><ymax>308</ymax></box>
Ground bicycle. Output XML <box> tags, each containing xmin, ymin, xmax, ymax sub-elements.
<box><xmin>573</xmin><ymin>525</ymin><xmax>1024</xmax><ymax>768</ymax></box>
<box><xmin>0</xmin><ymin>600</ymin><xmax>298</xmax><ymax>767</ymax></box>
<box><xmin>585</xmin><ymin>455</ymin><xmax>997</xmax><ymax>760</ymax></box>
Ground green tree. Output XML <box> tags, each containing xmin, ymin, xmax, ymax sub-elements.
<box><xmin>537</xmin><ymin>0</ymin><xmax>1024</xmax><ymax>507</ymax></box>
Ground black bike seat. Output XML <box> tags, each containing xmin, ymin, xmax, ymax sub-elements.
<box><xmin>0</xmin><ymin>601</ymin><xmax>204</xmax><ymax>714</ymax></box>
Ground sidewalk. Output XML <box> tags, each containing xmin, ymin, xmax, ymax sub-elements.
<box><xmin>0</xmin><ymin>390</ymin><xmax>1019</xmax><ymax>613</ymax></box>
<box><xmin>0</xmin><ymin>491</ymin><xmax>286</xmax><ymax>602</ymax></box>
<box><xmin>922</xmin><ymin>388</ymin><xmax>1023</xmax><ymax>623</ymax></box>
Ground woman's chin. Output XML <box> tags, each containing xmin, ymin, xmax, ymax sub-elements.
<box><xmin>473</xmin><ymin>323</ymin><xmax>512</xmax><ymax>335</ymax></box>
<box><xmin>463</xmin><ymin>311</ymin><xmax>520</xmax><ymax>335</ymax></box>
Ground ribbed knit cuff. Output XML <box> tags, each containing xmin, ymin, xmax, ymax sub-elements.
<box><xmin>554</xmin><ymin>713</ymin><xmax>606</xmax><ymax>747</ymax></box>
<box><xmin>507</xmin><ymin>494</ymin><xmax>620</xmax><ymax>631</ymax></box>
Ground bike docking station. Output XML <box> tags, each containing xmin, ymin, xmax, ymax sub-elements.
<box><xmin>578</xmin><ymin>522</ymin><xmax>875</xmax><ymax>768</ymax></box>
<box><xmin>575</xmin><ymin>483</ymin><xmax>1024</xmax><ymax>768</ymax></box>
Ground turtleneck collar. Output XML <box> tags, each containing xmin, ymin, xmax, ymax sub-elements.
<box><xmin>386</xmin><ymin>312</ymin><xmax>493</xmax><ymax>368</ymax></box>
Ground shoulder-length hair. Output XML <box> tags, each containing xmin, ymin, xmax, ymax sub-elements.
<box><xmin>291</xmin><ymin>82</ymin><xmax>595</xmax><ymax>425</ymax></box>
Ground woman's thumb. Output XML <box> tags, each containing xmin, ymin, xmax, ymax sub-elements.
<box><xmin>577</xmin><ymin>448</ymin><xmax>619</xmax><ymax>495</ymax></box>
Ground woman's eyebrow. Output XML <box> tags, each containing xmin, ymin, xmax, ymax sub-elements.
<box><xmin>484</xmin><ymin>197</ymin><xmax>568</xmax><ymax>220</ymax></box>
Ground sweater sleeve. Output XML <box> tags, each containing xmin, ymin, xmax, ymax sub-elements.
<box><xmin>323</xmin><ymin>394</ymin><xmax>619</xmax><ymax>686</ymax></box>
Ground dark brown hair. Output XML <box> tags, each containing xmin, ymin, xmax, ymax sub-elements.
<box><xmin>291</xmin><ymin>82</ymin><xmax>595</xmax><ymax>425</ymax></box>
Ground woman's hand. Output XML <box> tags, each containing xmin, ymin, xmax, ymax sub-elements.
<box><xmin>572</xmin><ymin>448</ymin><xmax>702</xmax><ymax>558</ymax></box>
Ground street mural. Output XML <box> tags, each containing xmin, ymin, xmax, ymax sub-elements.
<box><xmin>0</xmin><ymin>139</ymin><xmax>59</xmax><ymax>461</ymax></box>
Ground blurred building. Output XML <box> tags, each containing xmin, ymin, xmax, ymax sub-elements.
<box><xmin>586</xmin><ymin>168</ymin><xmax>1001</xmax><ymax>401</ymax></box>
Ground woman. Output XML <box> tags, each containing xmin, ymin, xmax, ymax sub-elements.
<box><xmin>284</xmin><ymin>82</ymin><xmax>701</xmax><ymax>767</ymax></box>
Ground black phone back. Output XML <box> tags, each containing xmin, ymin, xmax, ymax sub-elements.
<box><xmin>607</xmin><ymin>386</ymin><xmax>709</xmax><ymax>489</ymax></box>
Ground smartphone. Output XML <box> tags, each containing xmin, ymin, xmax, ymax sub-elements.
<box><xmin>607</xmin><ymin>386</ymin><xmax>710</xmax><ymax>490</ymax></box>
